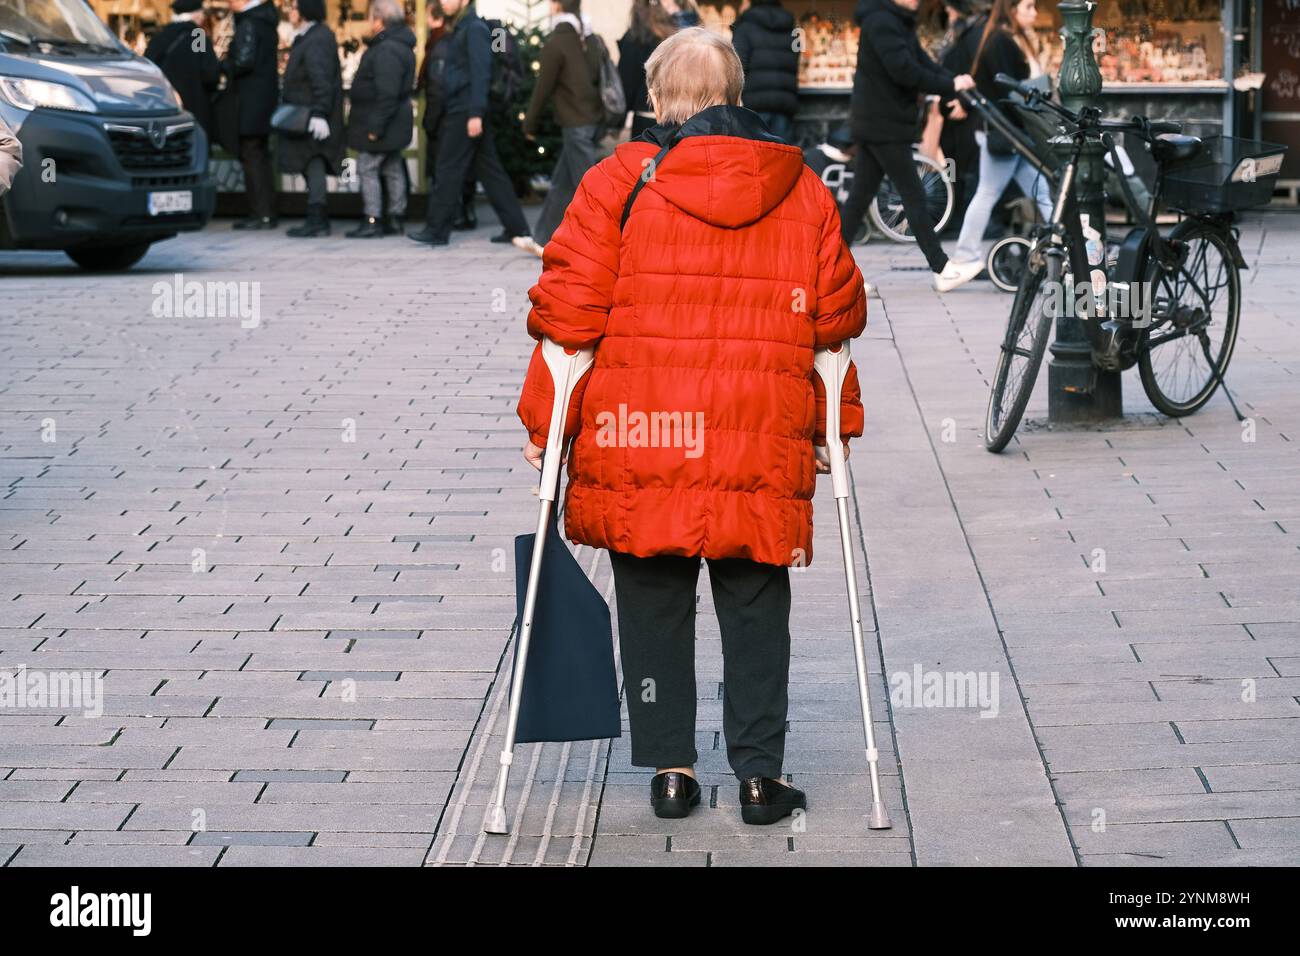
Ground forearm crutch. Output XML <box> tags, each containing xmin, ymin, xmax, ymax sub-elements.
<box><xmin>813</xmin><ymin>343</ymin><xmax>892</xmax><ymax>830</ymax></box>
<box><xmin>484</xmin><ymin>338</ymin><xmax>594</xmax><ymax>835</ymax></box>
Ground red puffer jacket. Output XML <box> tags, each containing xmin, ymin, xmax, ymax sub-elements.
<box><xmin>517</xmin><ymin>106</ymin><xmax>867</xmax><ymax>567</ymax></box>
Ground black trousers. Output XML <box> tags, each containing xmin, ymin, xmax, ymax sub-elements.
<box><xmin>238</xmin><ymin>135</ymin><xmax>275</xmax><ymax>220</ymax></box>
<box><xmin>426</xmin><ymin>113</ymin><xmax>530</xmax><ymax>241</ymax></box>
<box><xmin>609</xmin><ymin>550</ymin><xmax>792</xmax><ymax>781</ymax></box>
<box><xmin>842</xmin><ymin>139</ymin><xmax>949</xmax><ymax>273</ymax></box>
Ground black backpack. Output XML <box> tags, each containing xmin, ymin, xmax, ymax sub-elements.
<box><xmin>481</xmin><ymin>17</ymin><xmax>525</xmax><ymax>113</ymax></box>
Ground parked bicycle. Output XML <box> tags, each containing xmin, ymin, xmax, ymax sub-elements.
<box><xmin>963</xmin><ymin>75</ymin><xmax>1285</xmax><ymax>453</ymax></box>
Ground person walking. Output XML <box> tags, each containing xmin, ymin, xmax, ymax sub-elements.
<box><xmin>517</xmin><ymin>0</ymin><xmax>604</xmax><ymax>256</ymax></box>
<box><xmin>936</xmin><ymin>0</ymin><xmax>981</xmax><ymax>228</ymax></box>
<box><xmin>422</xmin><ymin>0</ymin><xmax>533</xmax><ymax>248</ymax></box>
<box><xmin>730</xmin><ymin>0</ymin><xmax>800</xmax><ymax>142</ymax></box>
<box><xmin>344</xmin><ymin>0</ymin><xmax>416</xmax><ymax>238</ymax></box>
<box><xmin>617</xmin><ymin>0</ymin><xmax>676</xmax><ymax>139</ymax></box>
<box><xmin>0</xmin><ymin>115</ymin><xmax>21</xmax><ymax>197</ymax></box>
<box><xmin>840</xmin><ymin>0</ymin><xmax>976</xmax><ymax>292</ymax></box>
<box><xmin>145</xmin><ymin>0</ymin><xmax>222</xmax><ymax>146</ymax></box>
<box><xmin>226</xmin><ymin>0</ymin><xmax>281</xmax><ymax>229</ymax></box>
<box><xmin>409</xmin><ymin>3</ymin><xmax>477</xmax><ymax>242</ymax></box>
<box><xmin>944</xmin><ymin>0</ymin><xmax>1054</xmax><ymax>288</ymax></box>
<box><xmin>515</xmin><ymin>28</ymin><xmax>867</xmax><ymax>824</ymax></box>
<box><xmin>279</xmin><ymin>0</ymin><xmax>345</xmax><ymax>238</ymax></box>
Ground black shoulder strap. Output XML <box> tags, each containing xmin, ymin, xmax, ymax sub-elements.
<box><xmin>620</xmin><ymin>133</ymin><xmax>681</xmax><ymax>231</ymax></box>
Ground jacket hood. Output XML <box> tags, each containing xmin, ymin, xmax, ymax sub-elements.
<box><xmin>740</xmin><ymin>2</ymin><xmax>796</xmax><ymax>30</ymax></box>
<box><xmin>617</xmin><ymin>105</ymin><xmax>804</xmax><ymax>229</ymax></box>
<box><xmin>369</xmin><ymin>24</ymin><xmax>417</xmax><ymax>48</ymax></box>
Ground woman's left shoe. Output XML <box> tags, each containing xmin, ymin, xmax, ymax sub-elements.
<box><xmin>650</xmin><ymin>771</ymin><xmax>701</xmax><ymax>819</ymax></box>
<box><xmin>738</xmin><ymin>776</ymin><xmax>807</xmax><ymax>826</ymax></box>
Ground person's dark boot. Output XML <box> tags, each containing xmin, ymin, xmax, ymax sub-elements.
<box><xmin>738</xmin><ymin>776</ymin><xmax>806</xmax><ymax>825</ymax></box>
<box><xmin>286</xmin><ymin>203</ymin><xmax>329</xmax><ymax>238</ymax></box>
<box><xmin>345</xmin><ymin>216</ymin><xmax>384</xmax><ymax>239</ymax></box>
<box><xmin>407</xmin><ymin>223</ymin><xmax>439</xmax><ymax>244</ymax></box>
<box><xmin>490</xmin><ymin>230</ymin><xmax>525</xmax><ymax>244</ymax></box>
<box><xmin>650</xmin><ymin>771</ymin><xmax>700</xmax><ymax>819</ymax></box>
<box><xmin>382</xmin><ymin>214</ymin><xmax>404</xmax><ymax>236</ymax></box>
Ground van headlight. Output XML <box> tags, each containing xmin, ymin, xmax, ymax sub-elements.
<box><xmin>0</xmin><ymin>76</ymin><xmax>98</xmax><ymax>113</ymax></box>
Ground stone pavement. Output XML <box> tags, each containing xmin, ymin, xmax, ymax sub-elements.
<box><xmin>1</xmin><ymin>209</ymin><xmax>1297</xmax><ymax>867</ymax></box>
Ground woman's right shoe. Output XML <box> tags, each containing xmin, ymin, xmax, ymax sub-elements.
<box><xmin>932</xmin><ymin>259</ymin><xmax>984</xmax><ymax>292</ymax></box>
<box><xmin>650</xmin><ymin>771</ymin><xmax>701</xmax><ymax>819</ymax></box>
<box><xmin>738</xmin><ymin>776</ymin><xmax>807</xmax><ymax>826</ymax></box>
<box><xmin>345</xmin><ymin>217</ymin><xmax>384</xmax><ymax>239</ymax></box>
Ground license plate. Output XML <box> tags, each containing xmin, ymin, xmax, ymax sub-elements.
<box><xmin>148</xmin><ymin>190</ymin><xmax>193</xmax><ymax>215</ymax></box>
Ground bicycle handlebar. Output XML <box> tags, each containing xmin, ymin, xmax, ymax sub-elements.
<box><xmin>987</xmin><ymin>72</ymin><xmax>1182</xmax><ymax>139</ymax></box>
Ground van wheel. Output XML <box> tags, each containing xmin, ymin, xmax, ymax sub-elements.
<box><xmin>66</xmin><ymin>241</ymin><xmax>152</xmax><ymax>271</ymax></box>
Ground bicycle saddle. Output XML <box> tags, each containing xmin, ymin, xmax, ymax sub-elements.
<box><xmin>1150</xmin><ymin>133</ymin><xmax>1203</xmax><ymax>165</ymax></box>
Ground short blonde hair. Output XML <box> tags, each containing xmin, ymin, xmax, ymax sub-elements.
<box><xmin>645</xmin><ymin>27</ymin><xmax>744</xmax><ymax>126</ymax></box>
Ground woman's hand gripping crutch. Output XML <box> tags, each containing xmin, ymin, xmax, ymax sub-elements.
<box><xmin>813</xmin><ymin>343</ymin><xmax>892</xmax><ymax>830</ymax></box>
<box><xmin>484</xmin><ymin>338</ymin><xmax>594</xmax><ymax>835</ymax></box>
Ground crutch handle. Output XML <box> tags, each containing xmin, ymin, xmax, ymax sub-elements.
<box><xmin>538</xmin><ymin>338</ymin><xmax>595</xmax><ymax>503</ymax></box>
<box><xmin>813</xmin><ymin>343</ymin><xmax>852</xmax><ymax>499</ymax></box>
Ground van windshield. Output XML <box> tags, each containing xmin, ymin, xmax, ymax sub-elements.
<box><xmin>0</xmin><ymin>0</ymin><xmax>123</xmax><ymax>52</ymax></box>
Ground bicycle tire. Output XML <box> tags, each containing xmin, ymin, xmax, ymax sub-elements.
<box><xmin>985</xmin><ymin>247</ymin><xmax>1057</xmax><ymax>453</ymax></box>
<box><xmin>988</xmin><ymin>235</ymin><xmax>1033</xmax><ymax>293</ymax></box>
<box><xmin>1137</xmin><ymin>222</ymin><xmax>1241</xmax><ymax>417</ymax></box>
<box><xmin>868</xmin><ymin>153</ymin><xmax>954</xmax><ymax>243</ymax></box>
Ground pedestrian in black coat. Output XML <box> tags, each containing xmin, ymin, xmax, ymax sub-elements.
<box><xmin>281</xmin><ymin>0</ymin><xmax>345</xmax><ymax>237</ymax></box>
<box><xmin>344</xmin><ymin>0</ymin><xmax>416</xmax><ymax>237</ymax></box>
<box><xmin>840</xmin><ymin>0</ymin><xmax>975</xmax><ymax>289</ymax></box>
<box><xmin>731</xmin><ymin>0</ymin><xmax>799</xmax><ymax>141</ymax></box>
<box><xmin>226</xmin><ymin>0</ymin><xmax>281</xmax><ymax>227</ymax></box>
<box><xmin>421</xmin><ymin>0</ymin><xmax>532</xmax><ymax>248</ymax></box>
<box><xmin>408</xmin><ymin>7</ymin><xmax>477</xmax><ymax>241</ymax></box>
<box><xmin>145</xmin><ymin>0</ymin><xmax>221</xmax><ymax>143</ymax></box>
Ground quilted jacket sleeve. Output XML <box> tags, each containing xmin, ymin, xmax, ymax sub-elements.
<box><xmin>517</xmin><ymin>158</ymin><xmax>627</xmax><ymax>448</ymax></box>
<box><xmin>809</xmin><ymin>188</ymin><xmax>868</xmax><ymax>446</ymax></box>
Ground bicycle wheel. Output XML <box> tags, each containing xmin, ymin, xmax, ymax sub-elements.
<box><xmin>1137</xmin><ymin>223</ymin><xmax>1241</xmax><ymax>417</ymax></box>
<box><xmin>985</xmin><ymin>244</ymin><xmax>1058</xmax><ymax>453</ymax></box>
<box><xmin>987</xmin><ymin>235</ymin><xmax>1032</xmax><ymax>293</ymax></box>
<box><xmin>869</xmin><ymin>153</ymin><xmax>954</xmax><ymax>243</ymax></box>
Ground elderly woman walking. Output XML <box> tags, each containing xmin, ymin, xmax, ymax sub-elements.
<box><xmin>515</xmin><ymin>28</ymin><xmax>867</xmax><ymax>824</ymax></box>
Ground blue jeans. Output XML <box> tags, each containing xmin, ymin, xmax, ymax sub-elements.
<box><xmin>954</xmin><ymin>130</ymin><xmax>1054</xmax><ymax>265</ymax></box>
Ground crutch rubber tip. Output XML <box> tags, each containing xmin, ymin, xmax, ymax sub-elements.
<box><xmin>868</xmin><ymin>801</ymin><xmax>892</xmax><ymax>830</ymax></box>
<box><xmin>483</xmin><ymin>804</ymin><xmax>509</xmax><ymax>834</ymax></box>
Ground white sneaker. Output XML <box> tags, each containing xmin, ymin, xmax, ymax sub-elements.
<box><xmin>863</xmin><ymin>280</ymin><xmax>878</xmax><ymax>298</ymax></box>
<box><xmin>932</xmin><ymin>259</ymin><xmax>984</xmax><ymax>292</ymax></box>
<box><xmin>512</xmin><ymin>235</ymin><xmax>545</xmax><ymax>258</ymax></box>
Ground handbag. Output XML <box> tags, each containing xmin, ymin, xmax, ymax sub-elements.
<box><xmin>271</xmin><ymin>103</ymin><xmax>312</xmax><ymax>136</ymax></box>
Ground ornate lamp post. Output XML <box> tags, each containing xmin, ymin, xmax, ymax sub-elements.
<box><xmin>1048</xmin><ymin>1</ymin><xmax>1121</xmax><ymax>421</ymax></box>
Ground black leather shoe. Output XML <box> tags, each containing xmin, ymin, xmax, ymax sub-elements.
<box><xmin>650</xmin><ymin>771</ymin><xmax>700</xmax><ymax>819</ymax></box>
<box><xmin>738</xmin><ymin>776</ymin><xmax>806</xmax><ymax>826</ymax></box>
<box><xmin>490</xmin><ymin>230</ymin><xmax>524</xmax><ymax>244</ymax></box>
<box><xmin>345</xmin><ymin>217</ymin><xmax>384</xmax><ymax>239</ymax></box>
<box><xmin>407</xmin><ymin>225</ymin><xmax>438</xmax><ymax>244</ymax></box>
<box><xmin>382</xmin><ymin>214</ymin><xmax>404</xmax><ymax>236</ymax></box>
<box><xmin>453</xmin><ymin>209</ymin><xmax>477</xmax><ymax>231</ymax></box>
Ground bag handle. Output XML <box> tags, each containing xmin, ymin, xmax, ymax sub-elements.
<box><xmin>620</xmin><ymin>132</ymin><xmax>680</xmax><ymax>231</ymax></box>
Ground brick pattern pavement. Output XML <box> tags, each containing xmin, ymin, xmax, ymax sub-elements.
<box><xmin>1</xmin><ymin>211</ymin><xmax>1297</xmax><ymax>866</ymax></box>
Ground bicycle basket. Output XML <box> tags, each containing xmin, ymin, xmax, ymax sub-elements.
<box><xmin>1162</xmin><ymin>136</ymin><xmax>1287</xmax><ymax>214</ymax></box>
